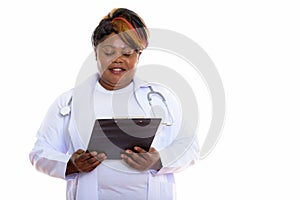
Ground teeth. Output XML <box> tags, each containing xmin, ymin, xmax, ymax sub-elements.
<box><xmin>111</xmin><ymin>68</ymin><xmax>123</xmax><ymax>72</ymax></box>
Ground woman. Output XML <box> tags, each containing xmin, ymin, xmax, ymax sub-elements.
<box><xmin>29</xmin><ymin>8</ymin><xmax>199</xmax><ymax>200</ymax></box>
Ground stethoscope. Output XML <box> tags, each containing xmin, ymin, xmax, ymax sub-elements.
<box><xmin>146</xmin><ymin>86</ymin><xmax>174</xmax><ymax>126</ymax></box>
<box><xmin>60</xmin><ymin>85</ymin><xmax>174</xmax><ymax>126</ymax></box>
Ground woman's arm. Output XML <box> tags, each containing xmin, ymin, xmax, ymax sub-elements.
<box><xmin>29</xmin><ymin>91</ymin><xmax>73</xmax><ymax>179</ymax></box>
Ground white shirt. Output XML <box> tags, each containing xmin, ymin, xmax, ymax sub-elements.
<box><xmin>94</xmin><ymin>81</ymin><xmax>148</xmax><ymax>200</ymax></box>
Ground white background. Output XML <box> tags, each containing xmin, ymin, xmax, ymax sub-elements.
<box><xmin>1</xmin><ymin>0</ymin><xmax>299</xmax><ymax>199</ymax></box>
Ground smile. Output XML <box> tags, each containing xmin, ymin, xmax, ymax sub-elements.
<box><xmin>109</xmin><ymin>67</ymin><xmax>126</xmax><ymax>74</ymax></box>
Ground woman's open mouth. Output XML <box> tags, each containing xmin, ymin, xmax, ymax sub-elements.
<box><xmin>109</xmin><ymin>67</ymin><xmax>126</xmax><ymax>75</ymax></box>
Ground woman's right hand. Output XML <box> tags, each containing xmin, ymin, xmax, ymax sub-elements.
<box><xmin>65</xmin><ymin>149</ymin><xmax>107</xmax><ymax>175</ymax></box>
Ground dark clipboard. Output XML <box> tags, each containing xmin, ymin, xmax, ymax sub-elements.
<box><xmin>87</xmin><ymin>118</ymin><xmax>162</xmax><ymax>159</ymax></box>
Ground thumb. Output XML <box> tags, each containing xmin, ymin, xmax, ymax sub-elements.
<box><xmin>148</xmin><ymin>147</ymin><xmax>157</xmax><ymax>153</ymax></box>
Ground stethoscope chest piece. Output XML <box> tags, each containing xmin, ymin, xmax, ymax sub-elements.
<box><xmin>60</xmin><ymin>106</ymin><xmax>71</xmax><ymax>116</ymax></box>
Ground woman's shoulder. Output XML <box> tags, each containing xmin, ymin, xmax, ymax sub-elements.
<box><xmin>51</xmin><ymin>89</ymin><xmax>74</xmax><ymax>109</ymax></box>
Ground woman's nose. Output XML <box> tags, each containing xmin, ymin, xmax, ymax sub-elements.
<box><xmin>112</xmin><ymin>54</ymin><xmax>125</xmax><ymax>63</ymax></box>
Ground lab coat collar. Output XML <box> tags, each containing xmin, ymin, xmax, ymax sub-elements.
<box><xmin>133</xmin><ymin>76</ymin><xmax>148</xmax><ymax>89</ymax></box>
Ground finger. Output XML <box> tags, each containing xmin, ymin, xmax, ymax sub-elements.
<box><xmin>134</xmin><ymin>147</ymin><xmax>152</xmax><ymax>160</ymax></box>
<box><xmin>72</xmin><ymin>149</ymin><xmax>85</xmax><ymax>160</ymax></box>
<box><xmin>141</xmin><ymin>147</ymin><xmax>157</xmax><ymax>160</ymax></box>
<box><xmin>86</xmin><ymin>156</ymin><xmax>98</xmax><ymax>164</ymax></box>
<box><xmin>134</xmin><ymin>146</ymin><xmax>147</xmax><ymax>153</ymax></box>
<box><xmin>89</xmin><ymin>151</ymin><xmax>98</xmax><ymax>156</ymax></box>
<box><xmin>75</xmin><ymin>149</ymin><xmax>85</xmax><ymax>155</ymax></box>
<box><xmin>71</xmin><ymin>149</ymin><xmax>85</xmax><ymax>163</ymax></box>
<box><xmin>148</xmin><ymin>147</ymin><xmax>157</xmax><ymax>153</ymax></box>
<box><xmin>97</xmin><ymin>153</ymin><xmax>107</xmax><ymax>161</ymax></box>
<box><xmin>125</xmin><ymin>149</ymin><xmax>142</xmax><ymax>159</ymax></box>
<box><xmin>130</xmin><ymin>152</ymin><xmax>147</xmax><ymax>164</ymax></box>
<box><xmin>77</xmin><ymin>152</ymin><xmax>94</xmax><ymax>162</ymax></box>
<box><xmin>124</xmin><ymin>150</ymin><xmax>148</xmax><ymax>166</ymax></box>
<box><xmin>78</xmin><ymin>155</ymin><xmax>104</xmax><ymax>172</ymax></box>
<box><xmin>131</xmin><ymin>147</ymin><xmax>151</xmax><ymax>160</ymax></box>
<box><xmin>121</xmin><ymin>154</ymin><xmax>144</xmax><ymax>170</ymax></box>
<box><xmin>81</xmin><ymin>159</ymin><xmax>102</xmax><ymax>172</ymax></box>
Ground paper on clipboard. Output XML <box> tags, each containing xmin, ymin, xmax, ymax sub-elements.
<box><xmin>87</xmin><ymin>118</ymin><xmax>162</xmax><ymax>159</ymax></box>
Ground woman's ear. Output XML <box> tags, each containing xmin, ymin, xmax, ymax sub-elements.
<box><xmin>135</xmin><ymin>51</ymin><xmax>142</xmax><ymax>65</ymax></box>
<box><xmin>94</xmin><ymin>48</ymin><xmax>97</xmax><ymax>60</ymax></box>
<box><xmin>137</xmin><ymin>51</ymin><xmax>142</xmax><ymax>59</ymax></box>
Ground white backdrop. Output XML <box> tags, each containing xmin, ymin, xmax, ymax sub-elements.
<box><xmin>1</xmin><ymin>0</ymin><xmax>299</xmax><ymax>199</ymax></box>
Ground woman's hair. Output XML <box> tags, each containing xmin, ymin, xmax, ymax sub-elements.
<box><xmin>92</xmin><ymin>8</ymin><xmax>149</xmax><ymax>51</ymax></box>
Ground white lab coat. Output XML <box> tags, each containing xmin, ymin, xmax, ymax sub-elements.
<box><xmin>29</xmin><ymin>73</ymin><xmax>200</xmax><ymax>200</ymax></box>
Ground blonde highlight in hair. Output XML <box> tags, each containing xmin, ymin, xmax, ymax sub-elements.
<box><xmin>111</xmin><ymin>17</ymin><xmax>148</xmax><ymax>50</ymax></box>
<box><xmin>92</xmin><ymin>8</ymin><xmax>149</xmax><ymax>51</ymax></box>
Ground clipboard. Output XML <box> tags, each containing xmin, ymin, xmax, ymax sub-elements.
<box><xmin>87</xmin><ymin>118</ymin><xmax>162</xmax><ymax>159</ymax></box>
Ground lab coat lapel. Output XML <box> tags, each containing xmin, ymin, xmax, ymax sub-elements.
<box><xmin>76</xmin><ymin>170</ymin><xmax>98</xmax><ymax>200</ymax></box>
<box><xmin>68</xmin><ymin>74</ymin><xmax>98</xmax><ymax>150</ymax></box>
<box><xmin>68</xmin><ymin>73</ymin><xmax>99</xmax><ymax>200</ymax></box>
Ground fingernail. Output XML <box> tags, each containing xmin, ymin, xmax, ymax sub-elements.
<box><xmin>90</xmin><ymin>151</ymin><xmax>97</xmax><ymax>156</ymax></box>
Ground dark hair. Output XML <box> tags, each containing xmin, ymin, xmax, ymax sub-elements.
<box><xmin>91</xmin><ymin>8</ymin><xmax>149</xmax><ymax>51</ymax></box>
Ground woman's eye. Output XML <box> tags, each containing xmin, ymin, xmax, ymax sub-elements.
<box><xmin>122</xmin><ymin>50</ymin><xmax>135</xmax><ymax>57</ymax></box>
<box><xmin>101</xmin><ymin>47</ymin><xmax>136</xmax><ymax>57</ymax></box>
<box><xmin>104</xmin><ymin>52</ymin><xmax>114</xmax><ymax>56</ymax></box>
<box><xmin>102</xmin><ymin>47</ymin><xmax>114</xmax><ymax>55</ymax></box>
<box><xmin>123</xmin><ymin>53</ymin><xmax>132</xmax><ymax>57</ymax></box>
<box><xmin>103</xmin><ymin>49</ymin><xmax>115</xmax><ymax>56</ymax></box>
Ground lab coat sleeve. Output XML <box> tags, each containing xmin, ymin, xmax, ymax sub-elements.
<box><xmin>156</xmin><ymin>130</ymin><xmax>200</xmax><ymax>175</ymax></box>
<box><xmin>29</xmin><ymin>90</ymin><xmax>73</xmax><ymax>179</ymax></box>
<box><xmin>151</xmin><ymin>87</ymin><xmax>200</xmax><ymax>175</ymax></box>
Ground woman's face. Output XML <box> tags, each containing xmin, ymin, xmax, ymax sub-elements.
<box><xmin>95</xmin><ymin>33</ymin><xmax>140</xmax><ymax>90</ymax></box>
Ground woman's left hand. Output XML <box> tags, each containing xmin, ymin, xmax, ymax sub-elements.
<box><xmin>121</xmin><ymin>146</ymin><xmax>162</xmax><ymax>171</ymax></box>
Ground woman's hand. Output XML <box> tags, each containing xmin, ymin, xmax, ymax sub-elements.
<box><xmin>121</xmin><ymin>147</ymin><xmax>162</xmax><ymax>171</ymax></box>
<box><xmin>66</xmin><ymin>149</ymin><xmax>107</xmax><ymax>175</ymax></box>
